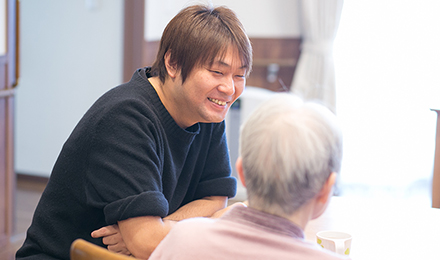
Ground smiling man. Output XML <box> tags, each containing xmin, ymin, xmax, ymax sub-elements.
<box><xmin>16</xmin><ymin>4</ymin><xmax>252</xmax><ymax>260</ymax></box>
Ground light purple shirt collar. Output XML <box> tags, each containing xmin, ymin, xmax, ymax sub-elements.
<box><xmin>222</xmin><ymin>206</ymin><xmax>305</xmax><ymax>239</ymax></box>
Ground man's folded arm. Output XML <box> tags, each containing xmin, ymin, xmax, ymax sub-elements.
<box><xmin>164</xmin><ymin>195</ymin><xmax>227</xmax><ymax>221</ymax></box>
<box><xmin>100</xmin><ymin>196</ymin><xmax>227</xmax><ymax>259</ymax></box>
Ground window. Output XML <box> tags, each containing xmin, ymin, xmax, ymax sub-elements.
<box><xmin>334</xmin><ymin>0</ymin><xmax>440</xmax><ymax>207</ymax></box>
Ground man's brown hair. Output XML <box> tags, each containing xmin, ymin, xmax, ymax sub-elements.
<box><xmin>151</xmin><ymin>4</ymin><xmax>253</xmax><ymax>83</ymax></box>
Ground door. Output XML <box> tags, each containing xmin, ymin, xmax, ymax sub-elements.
<box><xmin>0</xmin><ymin>0</ymin><xmax>18</xmax><ymax>248</ymax></box>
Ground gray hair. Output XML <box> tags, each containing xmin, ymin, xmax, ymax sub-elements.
<box><xmin>239</xmin><ymin>93</ymin><xmax>343</xmax><ymax>216</ymax></box>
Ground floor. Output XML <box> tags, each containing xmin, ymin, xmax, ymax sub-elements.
<box><xmin>0</xmin><ymin>176</ymin><xmax>47</xmax><ymax>260</ymax></box>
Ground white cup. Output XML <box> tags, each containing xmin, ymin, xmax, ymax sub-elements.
<box><xmin>316</xmin><ymin>230</ymin><xmax>352</xmax><ymax>256</ymax></box>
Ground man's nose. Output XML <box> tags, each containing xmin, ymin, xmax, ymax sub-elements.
<box><xmin>218</xmin><ymin>76</ymin><xmax>235</xmax><ymax>96</ymax></box>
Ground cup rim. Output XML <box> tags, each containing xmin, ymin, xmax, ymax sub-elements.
<box><xmin>316</xmin><ymin>230</ymin><xmax>352</xmax><ymax>240</ymax></box>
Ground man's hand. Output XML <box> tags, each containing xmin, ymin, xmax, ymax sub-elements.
<box><xmin>117</xmin><ymin>216</ymin><xmax>176</xmax><ymax>259</ymax></box>
<box><xmin>91</xmin><ymin>224</ymin><xmax>131</xmax><ymax>256</ymax></box>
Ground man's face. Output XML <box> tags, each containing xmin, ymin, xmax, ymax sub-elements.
<box><xmin>174</xmin><ymin>47</ymin><xmax>247</xmax><ymax>128</ymax></box>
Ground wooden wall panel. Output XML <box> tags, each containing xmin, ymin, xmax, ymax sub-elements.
<box><xmin>248</xmin><ymin>38</ymin><xmax>301</xmax><ymax>92</ymax></box>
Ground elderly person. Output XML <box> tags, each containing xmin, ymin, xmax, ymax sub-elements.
<box><xmin>149</xmin><ymin>93</ymin><xmax>348</xmax><ymax>260</ymax></box>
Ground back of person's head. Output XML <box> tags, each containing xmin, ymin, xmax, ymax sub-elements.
<box><xmin>239</xmin><ymin>93</ymin><xmax>343</xmax><ymax>217</ymax></box>
<box><xmin>151</xmin><ymin>4</ymin><xmax>253</xmax><ymax>84</ymax></box>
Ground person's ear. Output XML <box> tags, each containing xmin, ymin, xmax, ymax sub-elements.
<box><xmin>311</xmin><ymin>172</ymin><xmax>337</xmax><ymax>220</ymax></box>
<box><xmin>316</xmin><ymin>172</ymin><xmax>337</xmax><ymax>205</ymax></box>
<box><xmin>235</xmin><ymin>157</ymin><xmax>246</xmax><ymax>188</ymax></box>
<box><xmin>164</xmin><ymin>51</ymin><xmax>178</xmax><ymax>79</ymax></box>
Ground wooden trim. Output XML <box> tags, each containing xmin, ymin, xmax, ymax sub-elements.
<box><xmin>0</xmin><ymin>0</ymin><xmax>18</xmax><ymax>248</ymax></box>
<box><xmin>143</xmin><ymin>40</ymin><xmax>160</xmax><ymax>66</ymax></box>
<box><xmin>16</xmin><ymin>173</ymin><xmax>49</xmax><ymax>184</ymax></box>
<box><xmin>6</xmin><ymin>0</ymin><xmax>18</xmax><ymax>88</ymax></box>
<box><xmin>0</xmin><ymin>55</ymin><xmax>6</xmax><ymax>64</ymax></box>
<box><xmin>431</xmin><ymin>109</ymin><xmax>440</xmax><ymax>208</ymax></box>
<box><xmin>0</xmin><ymin>87</ymin><xmax>14</xmax><ymax>249</ymax></box>
<box><xmin>123</xmin><ymin>0</ymin><xmax>145</xmax><ymax>83</ymax></box>
<box><xmin>5</xmin><ymin>93</ymin><xmax>14</xmax><ymax>242</ymax></box>
<box><xmin>250</xmin><ymin>38</ymin><xmax>302</xmax><ymax>60</ymax></box>
<box><xmin>14</xmin><ymin>0</ymin><xmax>19</xmax><ymax>85</ymax></box>
<box><xmin>0</xmin><ymin>88</ymin><xmax>14</xmax><ymax>98</ymax></box>
<box><xmin>252</xmin><ymin>58</ymin><xmax>297</xmax><ymax>67</ymax></box>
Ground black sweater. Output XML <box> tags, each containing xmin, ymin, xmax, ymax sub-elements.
<box><xmin>16</xmin><ymin>68</ymin><xmax>237</xmax><ymax>260</ymax></box>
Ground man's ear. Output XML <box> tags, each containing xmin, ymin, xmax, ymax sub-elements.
<box><xmin>164</xmin><ymin>51</ymin><xmax>178</xmax><ymax>79</ymax></box>
<box><xmin>235</xmin><ymin>157</ymin><xmax>246</xmax><ymax>188</ymax></box>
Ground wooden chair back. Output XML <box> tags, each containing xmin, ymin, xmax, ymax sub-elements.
<box><xmin>70</xmin><ymin>238</ymin><xmax>136</xmax><ymax>260</ymax></box>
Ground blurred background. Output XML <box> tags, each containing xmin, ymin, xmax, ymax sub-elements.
<box><xmin>12</xmin><ymin>0</ymin><xmax>440</xmax><ymax>206</ymax></box>
<box><xmin>2</xmin><ymin>0</ymin><xmax>440</xmax><ymax>256</ymax></box>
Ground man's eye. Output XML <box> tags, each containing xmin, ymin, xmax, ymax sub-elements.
<box><xmin>210</xmin><ymin>70</ymin><xmax>223</xmax><ymax>75</ymax></box>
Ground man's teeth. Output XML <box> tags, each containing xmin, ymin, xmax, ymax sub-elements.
<box><xmin>208</xmin><ymin>98</ymin><xmax>227</xmax><ymax>106</ymax></box>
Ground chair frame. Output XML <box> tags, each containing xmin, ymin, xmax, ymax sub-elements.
<box><xmin>70</xmin><ymin>238</ymin><xmax>136</xmax><ymax>260</ymax></box>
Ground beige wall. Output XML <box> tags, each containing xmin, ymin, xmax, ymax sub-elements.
<box><xmin>15</xmin><ymin>0</ymin><xmax>124</xmax><ymax>177</ymax></box>
<box><xmin>145</xmin><ymin>0</ymin><xmax>301</xmax><ymax>41</ymax></box>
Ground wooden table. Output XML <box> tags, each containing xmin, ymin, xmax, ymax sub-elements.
<box><xmin>304</xmin><ymin>196</ymin><xmax>440</xmax><ymax>259</ymax></box>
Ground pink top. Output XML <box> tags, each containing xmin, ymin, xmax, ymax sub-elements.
<box><xmin>149</xmin><ymin>206</ymin><xmax>351</xmax><ymax>260</ymax></box>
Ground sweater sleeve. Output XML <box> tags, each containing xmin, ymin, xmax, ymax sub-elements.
<box><xmin>194</xmin><ymin>121</ymin><xmax>237</xmax><ymax>199</ymax></box>
<box><xmin>84</xmin><ymin>98</ymin><xmax>169</xmax><ymax>224</ymax></box>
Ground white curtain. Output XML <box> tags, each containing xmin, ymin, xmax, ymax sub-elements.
<box><xmin>290</xmin><ymin>0</ymin><xmax>343</xmax><ymax>113</ymax></box>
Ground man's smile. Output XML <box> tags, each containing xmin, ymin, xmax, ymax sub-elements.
<box><xmin>208</xmin><ymin>97</ymin><xmax>227</xmax><ymax>106</ymax></box>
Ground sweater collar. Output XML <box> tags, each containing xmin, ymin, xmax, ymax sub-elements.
<box><xmin>135</xmin><ymin>67</ymin><xmax>201</xmax><ymax>141</ymax></box>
